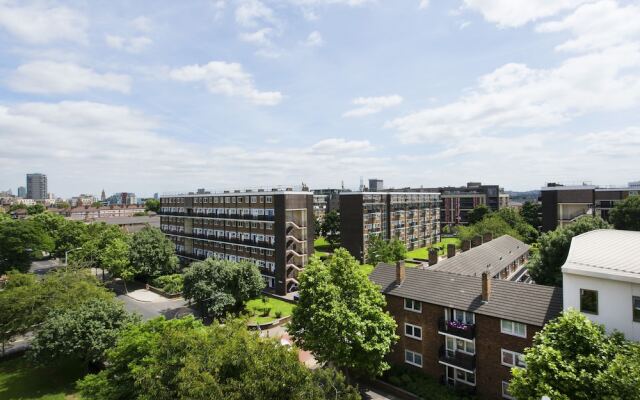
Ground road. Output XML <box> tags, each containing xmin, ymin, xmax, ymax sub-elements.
<box><xmin>109</xmin><ymin>280</ymin><xmax>197</xmax><ymax>320</ymax></box>
<box><xmin>29</xmin><ymin>258</ymin><xmax>60</xmax><ymax>276</ymax></box>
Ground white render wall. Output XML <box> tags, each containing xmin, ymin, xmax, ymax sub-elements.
<box><xmin>563</xmin><ymin>272</ymin><xmax>640</xmax><ymax>341</ymax></box>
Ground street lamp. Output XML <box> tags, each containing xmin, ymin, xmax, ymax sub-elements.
<box><xmin>65</xmin><ymin>247</ymin><xmax>83</xmax><ymax>268</ymax></box>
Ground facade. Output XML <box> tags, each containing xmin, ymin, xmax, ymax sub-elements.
<box><xmin>540</xmin><ymin>183</ymin><xmax>637</xmax><ymax>232</ymax></box>
<box><xmin>370</xmin><ymin>258</ymin><xmax>562</xmax><ymax>399</ymax></box>
<box><xmin>312</xmin><ymin>188</ymin><xmax>348</xmax><ymax>221</ymax></box>
<box><xmin>340</xmin><ymin>192</ymin><xmax>440</xmax><ymax>262</ymax></box>
<box><xmin>439</xmin><ymin>182</ymin><xmax>508</xmax><ymax>226</ymax></box>
<box><xmin>70</xmin><ymin>194</ymin><xmax>96</xmax><ymax>207</ymax></box>
<box><xmin>26</xmin><ymin>173</ymin><xmax>47</xmax><ymax>200</ymax></box>
<box><xmin>105</xmin><ymin>192</ymin><xmax>137</xmax><ymax>205</ymax></box>
<box><xmin>159</xmin><ymin>190</ymin><xmax>314</xmax><ymax>295</ymax></box>
<box><xmin>17</xmin><ymin>186</ymin><xmax>26</xmax><ymax>198</ymax></box>
<box><xmin>562</xmin><ymin>229</ymin><xmax>640</xmax><ymax>341</ymax></box>
<box><xmin>57</xmin><ymin>204</ymin><xmax>146</xmax><ymax>219</ymax></box>
<box><xmin>369</xmin><ymin>178</ymin><xmax>384</xmax><ymax>192</ymax></box>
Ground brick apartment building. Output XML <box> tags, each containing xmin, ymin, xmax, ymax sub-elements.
<box><xmin>159</xmin><ymin>190</ymin><xmax>313</xmax><ymax>295</ymax></box>
<box><xmin>540</xmin><ymin>183</ymin><xmax>639</xmax><ymax>232</ymax></box>
<box><xmin>438</xmin><ymin>182</ymin><xmax>509</xmax><ymax>226</ymax></box>
<box><xmin>340</xmin><ymin>192</ymin><xmax>440</xmax><ymax>263</ymax></box>
<box><xmin>369</xmin><ymin>237</ymin><xmax>562</xmax><ymax>400</ymax></box>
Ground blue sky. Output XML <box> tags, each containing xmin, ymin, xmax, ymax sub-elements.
<box><xmin>0</xmin><ymin>0</ymin><xmax>639</xmax><ymax>198</ymax></box>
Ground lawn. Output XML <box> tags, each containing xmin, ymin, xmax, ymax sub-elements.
<box><xmin>246</xmin><ymin>296</ymin><xmax>295</xmax><ymax>324</ymax></box>
<box><xmin>406</xmin><ymin>237</ymin><xmax>462</xmax><ymax>259</ymax></box>
<box><xmin>313</xmin><ymin>236</ymin><xmax>334</xmax><ymax>256</ymax></box>
<box><xmin>0</xmin><ymin>355</ymin><xmax>85</xmax><ymax>400</ymax></box>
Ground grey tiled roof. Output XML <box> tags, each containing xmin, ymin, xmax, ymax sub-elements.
<box><xmin>431</xmin><ymin>235</ymin><xmax>529</xmax><ymax>277</ymax></box>
<box><xmin>370</xmin><ymin>263</ymin><xmax>562</xmax><ymax>327</ymax></box>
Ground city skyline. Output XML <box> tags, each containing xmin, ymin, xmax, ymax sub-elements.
<box><xmin>1</xmin><ymin>1</ymin><xmax>639</xmax><ymax>197</ymax></box>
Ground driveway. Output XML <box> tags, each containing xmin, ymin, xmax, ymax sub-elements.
<box><xmin>110</xmin><ymin>280</ymin><xmax>197</xmax><ymax>321</ymax></box>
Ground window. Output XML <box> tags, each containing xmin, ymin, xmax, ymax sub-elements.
<box><xmin>404</xmin><ymin>350</ymin><xmax>422</xmax><ymax>367</ymax></box>
<box><xmin>405</xmin><ymin>323</ymin><xmax>422</xmax><ymax>340</ymax></box>
<box><xmin>580</xmin><ymin>289</ymin><xmax>598</xmax><ymax>315</ymax></box>
<box><xmin>500</xmin><ymin>320</ymin><xmax>527</xmax><ymax>338</ymax></box>
<box><xmin>452</xmin><ymin>309</ymin><xmax>475</xmax><ymax>325</ymax></box>
<box><xmin>502</xmin><ymin>381</ymin><xmax>515</xmax><ymax>400</ymax></box>
<box><xmin>634</xmin><ymin>297</ymin><xmax>640</xmax><ymax>322</ymax></box>
<box><xmin>501</xmin><ymin>349</ymin><xmax>526</xmax><ymax>368</ymax></box>
<box><xmin>266</xmin><ymin>196</ymin><xmax>272</xmax><ymax>203</ymax></box>
<box><xmin>446</xmin><ymin>336</ymin><xmax>475</xmax><ymax>355</ymax></box>
<box><xmin>404</xmin><ymin>298</ymin><xmax>421</xmax><ymax>312</ymax></box>
<box><xmin>455</xmin><ymin>368</ymin><xmax>475</xmax><ymax>385</ymax></box>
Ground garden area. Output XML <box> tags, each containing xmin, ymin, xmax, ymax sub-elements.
<box><xmin>245</xmin><ymin>296</ymin><xmax>295</xmax><ymax>325</ymax></box>
<box><xmin>314</xmin><ymin>236</ymin><xmax>334</xmax><ymax>258</ymax></box>
<box><xmin>382</xmin><ymin>365</ymin><xmax>475</xmax><ymax>400</ymax></box>
<box><xmin>406</xmin><ymin>237</ymin><xmax>461</xmax><ymax>259</ymax></box>
<box><xmin>0</xmin><ymin>355</ymin><xmax>84</xmax><ymax>400</ymax></box>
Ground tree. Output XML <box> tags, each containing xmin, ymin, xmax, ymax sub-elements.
<box><xmin>467</xmin><ymin>204</ymin><xmax>490</xmax><ymax>224</ymax></box>
<box><xmin>290</xmin><ymin>249</ymin><xmax>398</xmax><ymax>378</ymax></box>
<box><xmin>366</xmin><ymin>236</ymin><xmax>407</xmax><ymax>265</ymax></box>
<box><xmin>29</xmin><ymin>298</ymin><xmax>139</xmax><ymax>368</ymax></box>
<box><xmin>509</xmin><ymin>309</ymin><xmax>640</xmax><ymax>400</ymax></box>
<box><xmin>321</xmin><ymin>210</ymin><xmax>341</xmax><ymax>247</ymax></box>
<box><xmin>0</xmin><ymin>271</ymin><xmax>39</xmax><ymax>354</ymax></box>
<box><xmin>314</xmin><ymin>216</ymin><xmax>322</xmax><ymax>238</ymax></box>
<box><xmin>496</xmin><ymin>208</ymin><xmax>539</xmax><ymax>243</ymax></box>
<box><xmin>77</xmin><ymin>317</ymin><xmax>360</xmax><ymax>400</ymax></box>
<box><xmin>72</xmin><ymin>222</ymin><xmax>128</xmax><ymax>270</ymax></box>
<box><xmin>92</xmin><ymin>201</ymin><xmax>103</xmax><ymax>208</ymax></box>
<box><xmin>32</xmin><ymin>213</ymin><xmax>89</xmax><ymax>258</ymax></box>
<box><xmin>610</xmin><ymin>196</ymin><xmax>640</xmax><ymax>231</ymax></box>
<box><xmin>458</xmin><ymin>214</ymin><xmax>520</xmax><ymax>242</ymax></box>
<box><xmin>26</xmin><ymin>204</ymin><xmax>45</xmax><ymax>215</ymax></box>
<box><xmin>144</xmin><ymin>198</ymin><xmax>160</xmax><ymax>213</ymax></box>
<box><xmin>102</xmin><ymin>237</ymin><xmax>134</xmax><ymax>292</ymax></box>
<box><xmin>521</xmin><ymin>201</ymin><xmax>542</xmax><ymax>228</ymax></box>
<box><xmin>182</xmin><ymin>259</ymin><xmax>264</xmax><ymax>319</ymax></box>
<box><xmin>128</xmin><ymin>226</ymin><xmax>179</xmax><ymax>280</ymax></box>
<box><xmin>528</xmin><ymin>217</ymin><xmax>610</xmax><ymax>286</ymax></box>
<box><xmin>0</xmin><ymin>219</ymin><xmax>54</xmax><ymax>273</ymax></box>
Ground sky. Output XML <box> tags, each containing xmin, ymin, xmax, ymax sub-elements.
<box><xmin>0</xmin><ymin>0</ymin><xmax>639</xmax><ymax>198</ymax></box>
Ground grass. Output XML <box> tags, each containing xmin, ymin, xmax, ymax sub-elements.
<box><xmin>406</xmin><ymin>237</ymin><xmax>462</xmax><ymax>259</ymax></box>
<box><xmin>0</xmin><ymin>355</ymin><xmax>85</xmax><ymax>400</ymax></box>
<box><xmin>313</xmin><ymin>237</ymin><xmax>335</xmax><ymax>257</ymax></box>
<box><xmin>246</xmin><ymin>296</ymin><xmax>295</xmax><ymax>324</ymax></box>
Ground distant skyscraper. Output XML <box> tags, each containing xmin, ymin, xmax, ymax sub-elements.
<box><xmin>368</xmin><ymin>178</ymin><xmax>383</xmax><ymax>192</ymax></box>
<box><xmin>26</xmin><ymin>173</ymin><xmax>47</xmax><ymax>200</ymax></box>
<box><xmin>101</xmin><ymin>189</ymin><xmax>106</xmax><ymax>201</ymax></box>
<box><xmin>17</xmin><ymin>186</ymin><xmax>26</xmax><ymax>198</ymax></box>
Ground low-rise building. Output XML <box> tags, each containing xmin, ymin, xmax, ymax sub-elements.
<box><xmin>57</xmin><ymin>204</ymin><xmax>146</xmax><ymax>219</ymax></box>
<box><xmin>370</xmin><ymin>242</ymin><xmax>562</xmax><ymax>399</ymax></box>
<box><xmin>562</xmin><ymin>229</ymin><xmax>640</xmax><ymax>341</ymax></box>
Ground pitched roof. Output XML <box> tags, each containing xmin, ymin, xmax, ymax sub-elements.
<box><xmin>561</xmin><ymin>229</ymin><xmax>640</xmax><ymax>284</ymax></box>
<box><xmin>431</xmin><ymin>235</ymin><xmax>529</xmax><ymax>277</ymax></box>
<box><xmin>370</xmin><ymin>263</ymin><xmax>562</xmax><ymax>327</ymax></box>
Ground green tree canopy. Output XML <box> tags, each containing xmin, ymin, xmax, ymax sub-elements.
<box><xmin>0</xmin><ymin>219</ymin><xmax>54</xmax><ymax>273</ymax></box>
<box><xmin>29</xmin><ymin>298</ymin><xmax>139</xmax><ymax>367</ymax></box>
<box><xmin>183</xmin><ymin>258</ymin><xmax>263</xmax><ymax>319</ymax></box>
<box><xmin>26</xmin><ymin>204</ymin><xmax>46</xmax><ymax>215</ymax></box>
<box><xmin>101</xmin><ymin>237</ymin><xmax>134</xmax><ymax>292</ymax></box>
<box><xmin>321</xmin><ymin>210</ymin><xmax>341</xmax><ymax>247</ymax></box>
<box><xmin>290</xmin><ymin>249</ymin><xmax>398</xmax><ymax>377</ymax></box>
<box><xmin>610</xmin><ymin>196</ymin><xmax>640</xmax><ymax>231</ymax></box>
<box><xmin>528</xmin><ymin>217</ymin><xmax>610</xmax><ymax>286</ymax></box>
<box><xmin>467</xmin><ymin>204</ymin><xmax>490</xmax><ymax>224</ymax></box>
<box><xmin>366</xmin><ymin>236</ymin><xmax>407</xmax><ymax>264</ymax></box>
<box><xmin>458</xmin><ymin>214</ymin><xmax>521</xmax><ymax>241</ymax></box>
<box><xmin>144</xmin><ymin>198</ymin><xmax>160</xmax><ymax>213</ymax></box>
<box><xmin>521</xmin><ymin>201</ymin><xmax>542</xmax><ymax>228</ymax></box>
<box><xmin>77</xmin><ymin>317</ymin><xmax>360</xmax><ymax>400</ymax></box>
<box><xmin>32</xmin><ymin>213</ymin><xmax>89</xmax><ymax>258</ymax></box>
<box><xmin>510</xmin><ymin>309</ymin><xmax>640</xmax><ymax>400</ymax></box>
<box><xmin>72</xmin><ymin>222</ymin><xmax>129</xmax><ymax>270</ymax></box>
<box><xmin>128</xmin><ymin>226</ymin><xmax>179</xmax><ymax>280</ymax></box>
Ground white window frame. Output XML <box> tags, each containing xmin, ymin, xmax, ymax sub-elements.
<box><xmin>502</xmin><ymin>381</ymin><xmax>515</xmax><ymax>400</ymax></box>
<box><xmin>404</xmin><ymin>350</ymin><xmax>423</xmax><ymax>367</ymax></box>
<box><xmin>500</xmin><ymin>319</ymin><xmax>527</xmax><ymax>338</ymax></box>
<box><xmin>404</xmin><ymin>323</ymin><xmax>422</xmax><ymax>340</ymax></box>
<box><xmin>501</xmin><ymin>349</ymin><xmax>526</xmax><ymax>368</ymax></box>
<box><xmin>445</xmin><ymin>334</ymin><xmax>475</xmax><ymax>355</ymax></box>
<box><xmin>404</xmin><ymin>298</ymin><xmax>421</xmax><ymax>313</ymax></box>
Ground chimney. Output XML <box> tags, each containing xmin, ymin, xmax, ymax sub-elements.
<box><xmin>481</xmin><ymin>270</ymin><xmax>491</xmax><ymax>302</ymax></box>
<box><xmin>462</xmin><ymin>240</ymin><xmax>471</xmax><ymax>252</ymax></box>
<box><xmin>482</xmin><ymin>232</ymin><xmax>493</xmax><ymax>243</ymax></box>
<box><xmin>472</xmin><ymin>236</ymin><xmax>482</xmax><ymax>248</ymax></box>
<box><xmin>396</xmin><ymin>260</ymin><xmax>405</xmax><ymax>285</ymax></box>
<box><xmin>447</xmin><ymin>243</ymin><xmax>456</xmax><ymax>258</ymax></box>
<box><xmin>428</xmin><ymin>248</ymin><xmax>438</xmax><ymax>266</ymax></box>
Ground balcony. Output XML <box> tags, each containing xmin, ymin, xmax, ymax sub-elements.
<box><xmin>438</xmin><ymin>318</ymin><xmax>475</xmax><ymax>340</ymax></box>
<box><xmin>438</xmin><ymin>345</ymin><xmax>476</xmax><ymax>371</ymax></box>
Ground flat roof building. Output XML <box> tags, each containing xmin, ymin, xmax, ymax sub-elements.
<box><xmin>26</xmin><ymin>173</ymin><xmax>47</xmax><ymax>200</ymax></box>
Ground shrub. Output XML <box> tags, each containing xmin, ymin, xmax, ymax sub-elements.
<box><xmin>383</xmin><ymin>365</ymin><xmax>475</xmax><ymax>400</ymax></box>
<box><xmin>261</xmin><ymin>306</ymin><xmax>272</xmax><ymax>317</ymax></box>
<box><xmin>152</xmin><ymin>274</ymin><xmax>184</xmax><ymax>294</ymax></box>
<box><xmin>275</xmin><ymin>310</ymin><xmax>283</xmax><ymax>318</ymax></box>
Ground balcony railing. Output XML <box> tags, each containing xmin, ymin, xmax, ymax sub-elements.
<box><xmin>167</xmin><ymin>231</ymin><xmax>275</xmax><ymax>249</ymax></box>
<box><xmin>159</xmin><ymin>211</ymin><xmax>275</xmax><ymax>221</ymax></box>
<box><xmin>438</xmin><ymin>345</ymin><xmax>476</xmax><ymax>371</ymax></box>
<box><xmin>438</xmin><ymin>318</ymin><xmax>476</xmax><ymax>340</ymax></box>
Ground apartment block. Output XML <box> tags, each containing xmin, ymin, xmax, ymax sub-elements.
<box><xmin>340</xmin><ymin>192</ymin><xmax>440</xmax><ymax>263</ymax></box>
<box><xmin>540</xmin><ymin>183</ymin><xmax>638</xmax><ymax>232</ymax></box>
<box><xmin>26</xmin><ymin>173</ymin><xmax>47</xmax><ymax>200</ymax></box>
<box><xmin>562</xmin><ymin>229</ymin><xmax>640</xmax><ymax>341</ymax></box>
<box><xmin>438</xmin><ymin>182</ymin><xmax>509</xmax><ymax>226</ymax></box>
<box><xmin>370</xmin><ymin>244</ymin><xmax>562</xmax><ymax>399</ymax></box>
<box><xmin>159</xmin><ymin>190</ymin><xmax>313</xmax><ymax>295</ymax></box>
<box><xmin>312</xmin><ymin>188</ymin><xmax>347</xmax><ymax>221</ymax></box>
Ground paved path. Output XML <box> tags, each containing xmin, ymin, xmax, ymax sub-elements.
<box><xmin>110</xmin><ymin>281</ymin><xmax>196</xmax><ymax>320</ymax></box>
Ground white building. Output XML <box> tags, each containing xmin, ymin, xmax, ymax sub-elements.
<box><xmin>562</xmin><ymin>229</ymin><xmax>640</xmax><ymax>341</ymax></box>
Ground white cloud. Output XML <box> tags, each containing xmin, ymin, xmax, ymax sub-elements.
<box><xmin>310</xmin><ymin>138</ymin><xmax>374</xmax><ymax>153</ymax></box>
<box><xmin>105</xmin><ymin>34</ymin><xmax>153</xmax><ymax>53</ymax></box>
<box><xmin>388</xmin><ymin>44</ymin><xmax>640</xmax><ymax>143</ymax></box>
<box><xmin>536</xmin><ymin>1</ymin><xmax>640</xmax><ymax>53</ymax></box>
<box><xmin>131</xmin><ymin>16</ymin><xmax>152</xmax><ymax>32</ymax></box>
<box><xmin>170</xmin><ymin>61</ymin><xmax>283</xmax><ymax>106</ymax></box>
<box><xmin>343</xmin><ymin>95</ymin><xmax>403</xmax><ymax>117</ymax></box>
<box><xmin>463</xmin><ymin>0</ymin><xmax>590</xmax><ymax>28</ymax></box>
<box><xmin>0</xmin><ymin>1</ymin><xmax>87</xmax><ymax>44</ymax></box>
<box><xmin>291</xmin><ymin>0</ymin><xmax>375</xmax><ymax>6</ymax></box>
<box><xmin>419</xmin><ymin>0</ymin><xmax>429</xmax><ymax>10</ymax></box>
<box><xmin>235</xmin><ymin>0</ymin><xmax>276</xmax><ymax>28</ymax></box>
<box><xmin>239</xmin><ymin>28</ymin><xmax>275</xmax><ymax>46</ymax></box>
<box><xmin>8</xmin><ymin>61</ymin><xmax>131</xmax><ymax>94</ymax></box>
<box><xmin>303</xmin><ymin>31</ymin><xmax>324</xmax><ymax>47</ymax></box>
